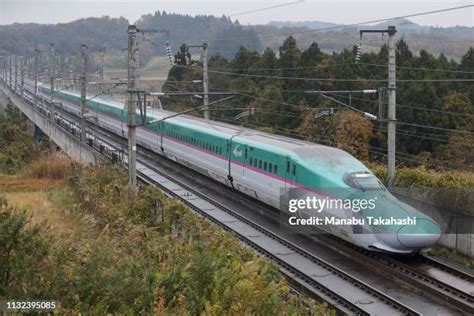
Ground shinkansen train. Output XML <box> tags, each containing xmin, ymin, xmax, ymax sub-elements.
<box><xmin>39</xmin><ymin>84</ymin><xmax>442</xmax><ymax>254</ymax></box>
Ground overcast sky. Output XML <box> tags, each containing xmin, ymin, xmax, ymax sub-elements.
<box><xmin>0</xmin><ymin>0</ymin><xmax>473</xmax><ymax>27</ymax></box>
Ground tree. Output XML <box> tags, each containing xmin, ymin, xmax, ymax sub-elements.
<box><xmin>333</xmin><ymin>110</ymin><xmax>373</xmax><ymax>160</ymax></box>
<box><xmin>278</xmin><ymin>36</ymin><xmax>301</xmax><ymax>92</ymax></box>
<box><xmin>442</xmin><ymin>92</ymin><xmax>473</xmax><ymax>131</ymax></box>
<box><xmin>460</xmin><ymin>48</ymin><xmax>474</xmax><ymax>102</ymax></box>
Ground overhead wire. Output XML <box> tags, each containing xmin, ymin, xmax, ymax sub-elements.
<box><xmin>324</xmin><ymin>92</ymin><xmax>474</xmax><ymax>118</ymax></box>
<box><xmin>173</xmin><ymin>64</ymin><xmax>474</xmax><ymax>83</ymax></box>
<box><xmin>229</xmin><ymin>0</ymin><xmax>305</xmax><ymax>17</ymax></box>
<box><xmin>206</xmin><ymin>4</ymin><xmax>474</xmax><ymax>42</ymax></box>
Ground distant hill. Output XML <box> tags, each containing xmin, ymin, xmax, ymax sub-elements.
<box><xmin>0</xmin><ymin>17</ymin><xmax>129</xmax><ymax>56</ymax></box>
<box><xmin>0</xmin><ymin>13</ymin><xmax>472</xmax><ymax>62</ymax></box>
<box><xmin>260</xmin><ymin>18</ymin><xmax>473</xmax><ymax>60</ymax></box>
<box><xmin>0</xmin><ymin>12</ymin><xmax>262</xmax><ymax>61</ymax></box>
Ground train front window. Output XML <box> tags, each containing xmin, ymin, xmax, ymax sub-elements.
<box><xmin>344</xmin><ymin>172</ymin><xmax>386</xmax><ymax>191</ymax></box>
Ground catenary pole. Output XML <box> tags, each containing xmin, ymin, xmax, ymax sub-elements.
<box><xmin>33</xmin><ymin>49</ymin><xmax>39</xmax><ymax>107</ymax></box>
<box><xmin>49</xmin><ymin>43</ymin><xmax>55</xmax><ymax>119</ymax></box>
<box><xmin>127</xmin><ymin>25</ymin><xmax>138</xmax><ymax>198</ymax></box>
<box><xmin>387</xmin><ymin>26</ymin><xmax>397</xmax><ymax>187</ymax></box>
<box><xmin>359</xmin><ymin>26</ymin><xmax>397</xmax><ymax>187</ymax></box>
<box><xmin>80</xmin><ymin>44</ymin><xmax>88</xmax><ymax>143</ymax></box>
<box><xmin>20</xmin><ymin>56</ymin><xmax>24</xmax><ymax>98</ymax></box>
<box><xmin>202</xmin><ymin>43</ymin><xmax>209</xmax><ymax>120</ymax></box>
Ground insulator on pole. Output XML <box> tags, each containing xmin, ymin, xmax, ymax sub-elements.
<box><xmin>355</xmin><ymin>45</ymin><xmax>362</xmax><ymax>63</ymax></box>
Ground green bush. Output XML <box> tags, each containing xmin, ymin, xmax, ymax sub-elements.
<box><xmin>0</xmin><ymin>105</ymin><xmax>41</xmax><ymax>173</ymax></box>
<box><xmin>367</xmin><ymin>162</ymin><xmax>474</xmax><ymax>188</ymax></box>
<box><xmin>0</xmin><ymin>197</ymin><xmax>52</xmax><ymax>298</ymax></box>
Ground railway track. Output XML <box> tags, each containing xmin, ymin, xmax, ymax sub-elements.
<box><xmin>419</xmin><ymin>253</ymin><xmax>474</xmax><ymax>284</ymax></box>
<box><xmin>7</xmin><ymin>82</ymin><xmax>468</xmax><ymax>315</ymax></box>
<box><xmin>313</xmin><ymin>234</ymin><xmax>474</xmax><ymax>315</ymax></box>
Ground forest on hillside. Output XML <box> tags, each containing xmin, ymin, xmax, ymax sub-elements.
<box><xmin>163</xmin><ymin>37</ymin><xmax>474</xmax><ymax>171</ymax></box>
<box><xmin>1</xmin><ymin>12</ymin><xmax>473</xmax><ymax>62</ymax></box>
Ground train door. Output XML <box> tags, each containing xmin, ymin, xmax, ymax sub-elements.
<box><xmin>242</xmin><ymin>144</ymin><xmax>249</xmax><ymax>177</ymax></box>
<box><xmin>285</xmin><ymin>157</ymin><xmax>297</xmax><ymax>189</ymax></box>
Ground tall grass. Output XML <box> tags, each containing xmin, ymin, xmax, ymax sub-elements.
<box><xmin>26</xmin><ymin>152</ymin><xmax>74</xmax><ymax>180</ymax></box>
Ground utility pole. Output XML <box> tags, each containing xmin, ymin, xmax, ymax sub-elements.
<box><xmin>387</xmin><ymin>26</ymin><xmax>397</xmax><ymax>188</ymax></box>
<box><xmin>73</xmin><ymin>55</ymin><xmax>77</xmax><ymax>91</ymax></box>
<box><xmin>80</xmin><ymin>44</ymin><xmax>88</xmax><ymax>143</ymax></box>
<box><xmin>20</xmin><ymin>57</ymin><xmax>24</xmax><ymax>98</ymax></box>
<box><xmin>377</xmin><ymin>87</ymin><xmax>386</xmax><ymax>125</ymax></box>
<box><xmin>9</xmin><ymin>55</ymin><xmax>12</xmax><ymax>89</ymax></box>
<box><xmin>202</xmin><ymin>43</ymin><xmax>209</xmax><ymax>120</ymax></box>
<box><xmin>180</xmin><ymin>43</ymin><xmax>210</xmax><ymax>119</ymax></box>
<box><xmin>2</xmin><ymin>57</ymin><xmax>5</xmax><ymax>81</ymax></box>
<box><xmin>49</xmin><ymin>43</ymin><xmax>55</xmax><ymax>119</ymax></box>
<box><xmin>124</xmin><ymin>26</ymin><xmax>167</xmax><ymax>197</ymax></box>
<box><xmin>14</xmin><ymin>56</ymin><xmax>18</xmax><ymax>93</ymax></box>
<box><xmin>359</xmin><ymin>26</ymin><xmax>397</xmax><ymax>187</ymax></box>
<box><xmin>127</xmin><ymin>25</ymin><xmax>138</xmax><ymax>198</ymax></box>
<box><xmin>33</xmin><ymin>49</ymin><xmax>39</xmax><ymax>107</ymax></box>
<box><xmin>100</xmin><ymin>46</ymin><xmax>105</xmax><ymax>84</ymax></box>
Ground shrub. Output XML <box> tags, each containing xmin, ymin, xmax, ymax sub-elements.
<box><xmin>0</xmin><ymin>197</ymin><xmax>52</xmax><ymax>298</ymax></box>
<box><xmin>27</xmin><ymin>152</ymin><xmax>74</xmax><ymax>180</ymax></box>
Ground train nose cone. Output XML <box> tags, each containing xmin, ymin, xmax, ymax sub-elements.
<box><xmin>396</xmin><ymin>219</ymin><xmax>441</xmax><ymax>249</ymax></box>
<box><xmin>397</xmin><ymin>232</ymin><xmax>441</xmax><ymax>248</ymax></box>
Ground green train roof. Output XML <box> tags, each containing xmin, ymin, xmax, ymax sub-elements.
<box><xmin>44</xmin><ymin>85</ymin><xmax>371</xmax><ymax>177</ymax></box>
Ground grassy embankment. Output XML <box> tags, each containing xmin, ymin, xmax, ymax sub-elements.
<box><xmin>104</xmin><ymin>54</ymin><xmax>171</xmax><ymax>93</ymax></box>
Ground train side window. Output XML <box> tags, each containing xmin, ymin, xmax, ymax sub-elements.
<box><xmin>259</xmin><ymin>160</ymin><xmax>262</xmax><ymax>169</ymax></box>
<box><xmin>254</xmin><ymin>159</ymin><xmax>257</xmax><ymax>168</ymax></box>
<box><xmin>250</xmin><ymin>157</ymin><xmax>253</xmax><ymax>165</ymax></box>
<box><xmin>264</xmin><ymin>162</ymin><xmax>267</xmax><ymax>170</ymax></box>
<box><xmin>269</xmin><ymin>163</ymin><xmax>273</xmax><ymax>173</ymax></box>
<box><xmin>293</xmin><ymin>165</ymin><xmax>296</xmax><ymax>176</ymax></box>
<box><xmin>286</xmin><ymin>161</ymin><xmax>290</xmax><ymax>173</ymax></box>
<box><xmin>274</xmin><ymin>165</ymin><xmax>278</xmax><ymax>174</ymax></box>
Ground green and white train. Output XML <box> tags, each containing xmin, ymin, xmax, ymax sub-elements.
<box><xmin>39</xmin><ymin>84</ymin><xmax>442</xmax><ymax>254</ymax></box>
